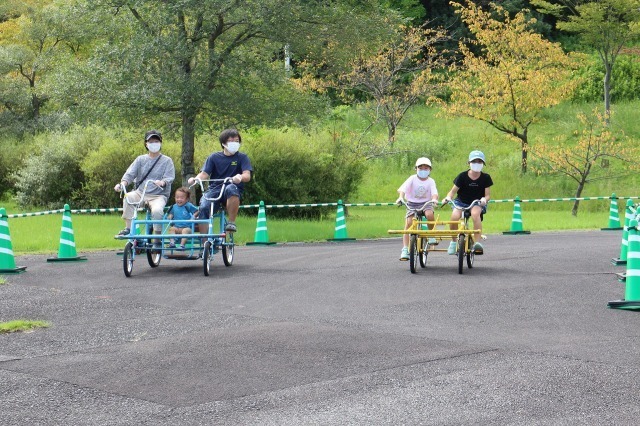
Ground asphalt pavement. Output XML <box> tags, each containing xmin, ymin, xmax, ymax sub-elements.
<box><xmin>1</xmin><ymin>231</ymin><xmax>639</xmax><ymax>425</ymax></box>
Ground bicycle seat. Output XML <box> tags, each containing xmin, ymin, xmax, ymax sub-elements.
<box><xmin>464</xmin><ymin>209</ymin><xmax>484</xmax><ymax>221</ymax></box>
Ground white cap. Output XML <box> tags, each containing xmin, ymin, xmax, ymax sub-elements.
<box><xmin>415</xmin><ymin>157</ymin><xmax>432</xmax><ymax>168</ymax></box>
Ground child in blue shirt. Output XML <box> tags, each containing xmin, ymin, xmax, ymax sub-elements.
<box><xmin>167</xmin><ymin>187</ymin><xmax>199</xmax><ymax>248</ymax></box>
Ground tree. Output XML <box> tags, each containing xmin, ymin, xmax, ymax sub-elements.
<box><xmin>442</xmin><ymin>1</ymin><xmax>579</xmax><ymax>174</ymax></box>
<box><xmin>0</xmin><ymin>0</ymin><xmax>86</xmax><ymax>133</ymax></box>
<box><xmin>531</xmin><ymin>109</ymin><xmax>640</xmax><ymax>215</ymax></box>
<box><xmin>553</xmin><ymin>0</ymin><xmax>640</xmax><ymax>119</ymax></box>
<box><xmin>63</xmin><ymin>0</ymin><xmax>399</xmax><ymax>186</ymax></box>
<box><xmin>338</xmin><ymin>24</ymin><xmax>449</xmax><ymax>158</ymax></box>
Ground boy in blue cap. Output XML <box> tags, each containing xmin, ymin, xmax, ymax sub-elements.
<box><xmin>442</xmin><ymin>150</ymin><xmax>493</xmax><ymax>254</ymax></box>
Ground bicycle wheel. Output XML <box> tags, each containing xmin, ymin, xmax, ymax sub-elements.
<box><xmin>457</xmin><ymin>234</ymin><xmax>465</xmax><ymax>275</ymax></box>
<box><xmin>123</xmin><ymin>242</ymin><xmax>134</xmax><ymax>278</ymax></box>
<box><xmin>147</xmin><ymin>246</ymin><xmax>161</xmax><ymax>268</ymax></box>
<box><xmin>409</xmin><ymin>234</ymin><xmax>418</xmax><ymax>274</ymax></box>
<box><xmin>466</xmin><ymin>236</ymin><xmax>475</xmax><ymax>269</ymax></box>
<box><xmin>203</xmin><ymin>241</ymin><xmax>212</xmax><ymax>276</ymax></box>
<box><xmin>419</xmin><ymin>237</ymin><xmax>428</xmax><ymax>268</ymax></box>
<box><xmin>222</xmin><ymin>232</ymin><xmax>234</xmax><ymax>266</ymax></box>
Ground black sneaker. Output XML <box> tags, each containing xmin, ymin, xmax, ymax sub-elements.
<box><xmin>224</xmin><ymin>222</ymin><xmax>237</xmax><ymax>232</ymax></box>
<box><xmin>116</xmin><ymin>228</ymin><xmax>130</xmax><ymax>237</ymax></box>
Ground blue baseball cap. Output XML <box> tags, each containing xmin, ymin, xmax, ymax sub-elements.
<box><xmin>468</xmin><ymin>150</ymin><xmax>485</xmax><ymax>164</ymax></box>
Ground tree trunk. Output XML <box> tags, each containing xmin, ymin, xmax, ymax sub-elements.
<box><xmin>572</xmin><ymin>177</ymin><xmax>587</xmax><ymax>216</ymax></box>
<box><xmin>181</xmin><ymin>110</ymin><xmax>196</xmax><ymax>188</ymax></box>
<box><xmin>388</xmin><ymin>124</ymin><xmax>396</xmax><ymax>148</ymax></box>
<box><xmin>603</xmin><ymin>62</ymin><xmax>612</xmax><ymax>123</ymax></box>
<box><xmin>29</xmin><ymin>77</ymin><xmax>40</xmax><ymax>120</ymax></box>
<box><xmin>31</xmin><ymin>94</ymin><xmax>41</xmax><ymax>120</ymax></box>
<box><xmin>520</xmin><ymin>131</ymin><xmax>528</xmax><ymax>174</ymax></box>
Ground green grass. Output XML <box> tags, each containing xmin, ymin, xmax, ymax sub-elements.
<box><xmin>0</xmin><ymin>198</ymin><xmax>617</xmax><ymax>254</ymax></box>
<box><xmin>0</xmin><ymin>320</ymin><xmax>50</xmax><ymax>334</ymax></box>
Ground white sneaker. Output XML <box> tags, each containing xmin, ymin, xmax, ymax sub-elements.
<box><xmin>473</xmin><ymin>242</ymin><xmax>484</xmax><ymax>254</ymax></box>
<box><xmin>427</xmin><ymin>238</ymin><xmax>437</xmax><ymax>245</ymax></box>
<box><xmin>447</xmin><ymin>241</ymin><xmax>457</xmax><ymax>255</ymax></box>
<box><xmin>399</xmin><ymin>247</ymin><xmax>410</xmax><ymax>261</ymax></box>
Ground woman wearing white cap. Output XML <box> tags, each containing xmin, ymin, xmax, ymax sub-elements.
<box><xmin>396</xmin><ymin>157</ymin><xmax>439</xmax><ymax>261</ymax></box>
<box><xmin>442</xmin><ymin>150</ymin><xmax>493</xmax><ymax>255</ymax></box>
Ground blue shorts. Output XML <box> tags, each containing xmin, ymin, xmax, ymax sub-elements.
<box><xmin>198</xmin><ymin>184</ymin><xmax>241</xmax><ymax>219</ymax></box>
<box><xmin>453</xmin><ymin>199</ymin><xmax>487</xmax><ymax>216</ymax></box>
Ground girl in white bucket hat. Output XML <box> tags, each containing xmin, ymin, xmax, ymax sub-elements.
<box><xmin>395</xmin><ymin>157</ymin><xmax>439</xmax><ymax>261</ymax></box>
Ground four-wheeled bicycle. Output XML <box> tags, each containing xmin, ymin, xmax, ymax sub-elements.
<box><xmin>388</xmin><ymin>199</ymin><xmax>484</xmax><ymax>274</ymax></box>
<box><xmin>115</xmin><ymin>178</ymin><xmax>235</xmax><ymax>277</ymax></box>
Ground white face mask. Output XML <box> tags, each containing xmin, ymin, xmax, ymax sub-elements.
<box><xmin>147</xmin><ymin>142</ymin><xmax>161</xmax><ymax>153</ymax></box>
<box><xmin>470</xmin><ymin>163</ymin><xmax>483</xmax><ymax>172</ymax></box>
<box><xmin>225</xmin><ymin>141</ymin><xmax>240</xmax><ymax>154</ymax></box>
<box><xmin>417</xmin><ymin>169</ymin><xmax>430</xmax><ymax>179</ymax></box>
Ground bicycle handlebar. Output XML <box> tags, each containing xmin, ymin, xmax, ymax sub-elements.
<box><xmin>119</xmin><ymin>180</ymin><xmax>157</xmax><ymax>201</ymax></box>
<box><xmin>189</xmin><ymin>177</ymin><xmax>235</xmax><ymax>202</ymax></box>
<box><xmin>442</xmin><ymin>199</ymin><xmax>483</xmax><ymax>210</ymax></box>
<box><xmin>188</xmin><ymin>177</ymin><xmax>234</xmax><ymax>191</ymax></box>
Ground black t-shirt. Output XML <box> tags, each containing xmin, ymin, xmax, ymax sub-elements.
<box><xmin>453</xmin><ymin>171</ymin><xmax>493</xmax><ymax>204</ymax></box>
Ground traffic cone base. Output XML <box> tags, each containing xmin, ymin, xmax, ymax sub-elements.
<box><xmin>47</xmin><ymin>255</ymin><xmax>87</xmax><ymax>262</ymax></box>
<box><xmin>47</xmin><ymin>204</ymin><xmax>87</xmax><ymax>262</ymax></box>
<box><xmin>607</xmin><ymin>300</ymin><xmax>640</xmax><ymax>310</ymax></box>
<box><xmin>247</xmin><ymin>201</ymin><xmax>276</xmax><ymax>245</ymax></box>
<box><xmin>0</xmin><ymin>266</ymin><xmax>27</xmax><ymax>274</ymax></box>
<box><xmin>611</xmin><ymin>258</ymin><xmax>627</xmax><ymax>266</ymax></box>
<box><xmin>503</xmin><ymin>230</ymin><xmax>531</xmax><ymax>235</ymax></box>
<box><xmin>616</xmin><ymin>272</ymin><xmax>626</xmax><ymax>282</ymax></box>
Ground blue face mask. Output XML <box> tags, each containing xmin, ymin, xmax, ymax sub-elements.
<box><xmin>417</xmin><ymin>169</ymin><xmax>430</xmax><ymax>179</ymax></box>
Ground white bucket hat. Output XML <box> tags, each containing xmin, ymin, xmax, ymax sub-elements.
<box><xmin>415</xmin><ymin>157</ymin><xmax>432</xmax><ymax>168</ymax></box>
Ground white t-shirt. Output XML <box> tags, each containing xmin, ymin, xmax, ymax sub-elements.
<box><xmin>398</xmin><ymin>175</ymin><xmax>438</xmax><ymax>203</ymax></box>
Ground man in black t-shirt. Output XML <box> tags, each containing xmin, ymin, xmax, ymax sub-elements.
<box><xmin>442</xmin><ymin>150</ymin><xmax>493</xmax><ymax>254</ymax></box>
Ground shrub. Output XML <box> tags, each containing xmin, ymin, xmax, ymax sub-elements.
<box><xmin>241</xmin><ymin>128</ymin><xmax>365</xmax><ymax>218</ymax></box>
<box><xmin>0</xmin><ymin>137</ymin><xmax>32</xmax><ymax>198</ymax></box>
<box><xmin>12</xmin><ymin>132</ymin><xmax>86</xmax><ymax>209</ymax></box>
<box><xmin>79</xmin><ymin>132</ymin><xmax>139</xmax><ymax>208</ymax></box>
